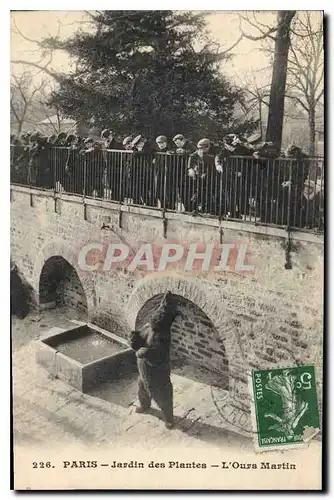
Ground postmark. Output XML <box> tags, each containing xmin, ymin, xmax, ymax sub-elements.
<box><xmin>249</xmin><ymin>365</ymin><xmax>320</xmax><ymax>452</ymax></box>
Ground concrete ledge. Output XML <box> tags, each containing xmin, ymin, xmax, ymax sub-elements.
<box><xmin>83</xmin><ymin>349</ymin><xmax>137</xmax><ymax>392</ymax></box>
<box><xmin>11</xmin><ymin>184</ymin><xmax>324</xmax><ymax>245</ymax></box>
<box><xmin>35</xmin><ymin>323</ymin><xmax>137</xmax><ymax>393</ymax></box>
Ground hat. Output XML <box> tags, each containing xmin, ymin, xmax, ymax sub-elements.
<box><xmin>66</xmin><ymin>133</ymin><xmax>77</xmax><ymax>144</ymax></box>
<box><xmin>29</xmin><ymin>132</ymin><xmax>39</xmax><ymax>143</ymax></box>
<box><xmin>84</xmin><ymin>137</ymin><xmax>94</xmax><ymax>144</ymax></box>
<box><xmin>247</xmin><ymin>133</ymin><xmax>262</xmax><ymax>145</ymax></box>
<box><xmin>48</xmin><ymin>134</ymin><xmax>57</xmax><ymax>143</ymax></box>
<box><xmin>197</xmin><ymin>138</ymin><xmax>211</xmax><ymax>148</ymax></box>
<box><xmin>223</xmin><ymin>134</ymin><xmax>239</xmax><ymax>145</ymax></box>
<box><xmin>156</xmin><ymin>135</ymin><xmax>167</xmax><ymax>143</ymax></box>
<box><xmin>173</xmin><ymin>134</ymin><xmax>185</xmax><ymax>142</ymax></box>
<box><xmin>122</xmin><ymin>136</ymin><xmax>133</xmax><ymax>146</ymax></box>
<box><xmin>131</xmin><ymin>134</ymin><xmax>143</xmax><ymax>147</ymax></box>
<box><xmin>57</xmin><ymin>132</ymin><xmax>67</xmax><ymax>140</ymax></box>
<box><xmin>101</xmin><ymin>129</ymin><xmax>111</xmax><ymax>139</ymax></box>
<box><xmin>286</xmin><ymin>144</ymin><xmax>301</xmax><ymax>155</ymax></box>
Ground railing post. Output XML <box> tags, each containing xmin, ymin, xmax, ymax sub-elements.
<box><xmin>83</xmin><ymin>152</ymin><xmax>86</xmax><ymax>199</ymax></box>
<box><xmin>163</xmin><ymin>154</ymin><xmax>167</xmax><ymax>211</ymax></box>
<box><xmin>53</xmin><ymin>147</ymin><xmax>57</xmax><ymax>196</ymax></box>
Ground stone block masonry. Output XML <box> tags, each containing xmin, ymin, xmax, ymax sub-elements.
<box><xmin>135</xmin><ymin>293</ymin><xmax>229</xmax><ymax>382</ymax></box>
<box><xmin>10</xmin><ymin>186</ymin><xmax>324</xmax><ymax>429</ymax></box>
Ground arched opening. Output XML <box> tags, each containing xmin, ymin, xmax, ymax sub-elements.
<box><xmin>135</xmin><ymin>293</ymin><xmax>228</xmax><ymax>390</ymax></box>
<box><xmin>39</xmin><ymin>256</ymin><xmax>88</xmax><ymax>320</ymax></box>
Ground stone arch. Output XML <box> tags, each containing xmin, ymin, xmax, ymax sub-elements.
<box><xmin>39</xmin><ymin>255</ymin><xmax>88</xmax><ymax>320</ymax></box>
<box><xmin>127</xmin><ymin>274</ymin><xmax>220</xmax><ymax>329</ymax></box>
<box><xmin>127</xmin><ymin>273</ymin><xmax>245</xmax><ymax>387</ymax></box>
<box><xmin>33</xmin><ymin>240</ymin><xmax>95</xmax><ymax>315</ymax></box>
<box><xmin>33</xmin><ymin>240</ymin><xmax>79</xmax><ymax>290</ymax></box>
<box><xmin>136</xmin><ymin>292</ymin><xmax>229</xmax><ymax>386</ymax></box>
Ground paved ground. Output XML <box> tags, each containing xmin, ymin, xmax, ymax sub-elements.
<box><xmin>12</xmin><ymin>308</ymin><xmax>251</xmax><ymax>452</ymax></box>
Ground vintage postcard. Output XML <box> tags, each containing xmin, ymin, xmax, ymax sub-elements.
<box><xmin>10</xmin><ymin>9</ymin><xmax>324</xmax><ymax>491</ymax></box>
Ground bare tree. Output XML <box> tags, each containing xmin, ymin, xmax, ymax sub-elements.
<box><xmin>238</xmin><ymin>11</ymin><xmax>323</xmax><ymax>154</ymax></box>
<box><xmin>239</xmin><ymin>11</ymin><xmax>297</xmax><ymax>148</ymax></box>
<box><xmin>285</xmin><ymin>12</ymin><xmax>324</xmax><ymax>156</ymax></box>
<box><xmin>10</xmin><ymin>72</ymin><xmax>45</xmax><ymax>134</ymax></box>
<box><xmin>236</xmin><ymin>70</ymin><xmax>271</xmax><ymax>139</ymax></box>
<box><xmin>30</xmin><ymin>81</ymin><xmax>68</xmax><ymax>134</ymax></box>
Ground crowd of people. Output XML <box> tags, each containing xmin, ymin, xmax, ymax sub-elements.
<box><xmin>10</xmin><ymin>129</ymin><xmax>324</xmax><ymax>229</ymax></box>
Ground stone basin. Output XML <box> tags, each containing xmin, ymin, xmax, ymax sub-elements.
<box><xmin>35</xmin><ymin>323</ymin><xmax>137</xmax><ymax>392</ymax></box>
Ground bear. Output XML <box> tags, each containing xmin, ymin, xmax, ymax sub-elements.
<box><xmin>130</xmin><ymin>291</ymin><xmax>178</xmax><ymax>429</ymax></box>
<box><xmin>10</xmin><ymin>262</ymin><xmax>29</xmax><ymax>319</ymax></box>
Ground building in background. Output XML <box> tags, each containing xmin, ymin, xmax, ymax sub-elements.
<box><xmin>37</xmin><ymin>115</ymin><xmax>77</xmax><ymax>135</ymax></box>
<box><xmin>315</xmin><ymin>128</ymin><xmax>324</xmax><ymax>157</ymax></box>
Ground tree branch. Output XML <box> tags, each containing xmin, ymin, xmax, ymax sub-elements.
<box><xmin>315</xmin><ymin>88</ymin><xmax>324</xmax><ymax>105</ymax></box>
<box><xmin>11</xmin><ymin>59</ymin><xmax>61</xmax><ymax>81</ymax></box>
<box><xmin>285</xmin><ymin>93</ymin><xmax>309</xmax><ymax>112</ymax></box>
<box><xmin>238</xmin><ymin>13</ymin><xmax>277</xmax><ymax>41</ymax></box>
<box><xmin>216</xmin><ymin>34</ymin><xmax>244</xmax><ymax>58</ymax></box>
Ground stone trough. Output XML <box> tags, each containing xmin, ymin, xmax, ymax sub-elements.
<box><xmin>35</xmin><ymin>322</ymin><xmax>137</xmax><ymax>392</ymax></box>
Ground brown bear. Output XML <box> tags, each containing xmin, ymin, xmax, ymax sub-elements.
<box><xmin>130</xmin><ymin>291</ymin><xmax>177</xmax><ymax>429</ymax></box>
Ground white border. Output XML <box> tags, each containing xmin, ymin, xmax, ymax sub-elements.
<box><xmin>3</xmin><ymin>4</ymin><xmax>332</xmax><ymax>498</ymax></box>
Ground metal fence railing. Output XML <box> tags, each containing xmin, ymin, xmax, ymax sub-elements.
<box><xmin>10</xmin><ymin>146</ymin><xmax>324</xmax><ymax>232</ymax></box>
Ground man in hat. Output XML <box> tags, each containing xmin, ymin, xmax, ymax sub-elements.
<box><xmin>184</xmin><ymin>138</ymin><xmax>218</xmax><ymax>215</ymax></box>
<box><xmin>299</xmin><ymin>178</ymin><xmax>324</xmax><ymax>230</ymax></box>
<box><xmin>129</xmin><ymin>134</ymin><xmax>156</xmax><ymax>206</ymax></box>
<box><xmin>155</xmin><ymin>135</ymin><xmax>174</xmax><ymax>154</ymax></box>
<box><xmin>55</xmin><ymin>132</ymin><xmax>68</xmax><ymax>147</ymax></box>
<box><xmin>250</xmin><ymin>140</ymin><xmax>281</xmax><ymax>223</ymax></box>
<box><xmin>14</xmin><ymin>133</ymin><xmax>31</xmax><ymax>185</ymax></box>
<box><xmin>78</xmin><ymin>137</ymin><xmax>105</xmax><ymax>198</ymax></box>
<box><xmin>171</xmin><ymin>134</ymin><xmax>196</xmax><ymax>210</ymax></box>
<box><xmin>53</xmin><ymin>132</ymin><xmax>77</xmax><ymax>192</ymax></box>
<box><xmin>61</xmin><ymin>133</ymin><xmax>85</xmax><ymax>195</ymax></box>
<box><xmin>100</xmin><ymin>130</ymin><xmax>123</xmax><ymax>202</ymax></box>
<box><xmin>281</xmin><ymin>144</ymin><xmax>310</xmax><ymax>227</ymax></box>
<box><xmin>122</xmin><ymin>135</ymin><xmax>135</xmax><ymax>150</ymax></box>
<box><xmin>172</xmin><ymin>134</ymin><xmax>196</xmax><ymax>154</ymax></box>
<box><xmin>246</xmin><ymin>133</ymin><xmax>263</xmax><ymax>151</ymax></box>
<box><xmin>10</xmin><ymin>136</ymin><xmax>26</xmax><ymax>184</ymax></box>
<box><xmin>131</xmin><ymin>134</ymin><xmax>156</xmax><ymax>153</ymax></box>
<box><xmin>120</xmin><ymin>135</ymin><xmax>136</xmax><ymax>203</ymax></box>
<box><xmin>154</xmin><ymin>135</ymin><xmax>178</xmax><ymax>209</ymax></box>
<box><xmin>101</xmin><ymin>129</ymin><xmax>123</xmax><ymax>150</ymax></box>
<box><xmin>214</xmin><ymin>134</ymin><xmax>253</xmax><ymax>219</ymax></box>
<box><xmin>27</xmin><ymin>131</ymin><xmax>50</xmax><ymax>187</ymax></box>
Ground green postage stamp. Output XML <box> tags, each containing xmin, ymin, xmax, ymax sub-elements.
<box><xmin>250</xmin><ymin>365</ymin><xmax>320</xmax><ymax>452</ymax></box>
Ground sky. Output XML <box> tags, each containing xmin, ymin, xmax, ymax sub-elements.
<box><xmin>10</xmin><ymin>10</ymin><xmax>278</xmax><ymax>87</ymax></box>
<box><xmin>10</xmin><ymin>9</ymin><xmax>323</xmax><ymax>138</ymax></box>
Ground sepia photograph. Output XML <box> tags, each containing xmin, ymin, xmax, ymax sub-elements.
<box><xmin>9</xmin><ymin>8</ymin><xmax>324</xmax><ymax>491</ymax></box>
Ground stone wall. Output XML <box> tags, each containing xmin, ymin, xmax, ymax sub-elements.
<box><xmin>39</xmin><ymin>256</ymin><xmax>88</xmax><ymax>317</ymax></box>
<box><xmin>135</xmin><ymin>293</ymin><xmax>229</xmax><ymax>383</ymax></box>
<box><xmin>10</xmin><ymin>186</ymin><xmax>324</xmax><ymax>428</ymax></box>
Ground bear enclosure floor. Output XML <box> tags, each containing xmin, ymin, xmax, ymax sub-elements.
<box><xmin>12</xmin><ymin>308</ymin><xmax>249</xmax><ymax>451</ymax></box>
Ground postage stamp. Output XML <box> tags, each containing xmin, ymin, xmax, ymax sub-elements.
<box><xmin>250</xmin><ymin>365</ymin><xmax>320</xmax><ymax>452</ymax></box>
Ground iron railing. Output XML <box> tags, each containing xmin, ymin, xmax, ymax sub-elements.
<box><xmin>10</xmin><ymin>146</ymin><xmax>324</xmax><ymax>232</ymax></box>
